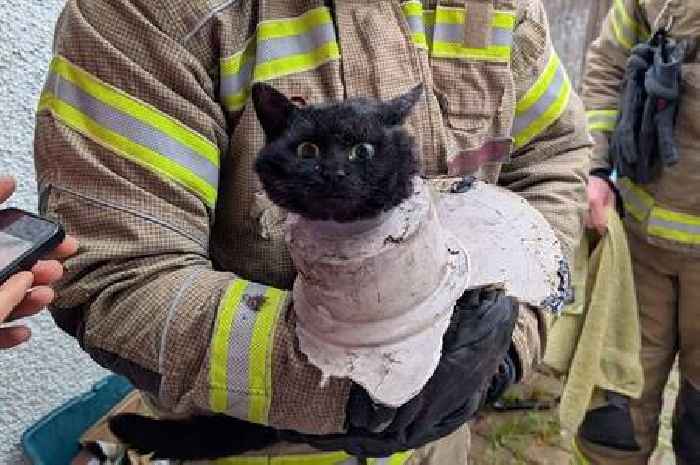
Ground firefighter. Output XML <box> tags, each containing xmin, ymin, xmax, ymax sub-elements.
<box><xmin>581</xmin><ymin>0</ymin><xmax>700</xmax><ymax>463</ymax></box>
<box><xmin>34</xmin><ymin>0</ymin><xmax>589</xmax><ymax>463</ymax></box>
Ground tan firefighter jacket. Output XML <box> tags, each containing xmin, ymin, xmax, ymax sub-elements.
<box><xmin>583</xmin><ymin>0</ymin><xmax>700</xmax><ymax>253</ymax></box>
<box><xmin>34</xmin><ymin>0</ymin><xmax>590</xmax><ymax>463</ymax></box>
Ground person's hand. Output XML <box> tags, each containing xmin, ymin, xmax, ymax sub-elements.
<box><xmin>586</xmin><ymin>176</ymin><xmax>616</xmax><ymax>235</ymax></box>
<box><xmin>0</xmin><ymin>176</ymin><xmax>79</xmax><ymax>349</ymax></box>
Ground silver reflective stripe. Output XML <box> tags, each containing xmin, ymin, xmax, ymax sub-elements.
<box><xmin>649</xmin><ymin>217</ymin><xmax>700</xmax><ymax>236</ymax></box>
<box><xmin>44</xmin><ymin>72</ymin><xmax>220</xmax><ymax>188</ymax></box>
<box><xmin>512</xmin><ymin>63</ymin><xmax>566</xmax><ymax>134</ymax></box>
<box><xmin>159</xmin><ymin>270</ymin><xmax>204</xmax><ymax>379</ymax></box>
<box><xmin>256</xmin><ymin>22</ymin><xmax>337</xmax><ymax>63</ymax></box>
<box><xmin>618</xmin><ymin>183</ymin><xmax>652</xmax><ymax>220</ymax></box>
<box><xmin>225</xmin><ymin>281</ymin><xmax>268</xmax><ymax>419</ymax></box>
<box><xmin>433</xmin><ymin>23</ymin><xmax>512</xmax><ymax>47</ymax></box>
<box><xmin>220</xmin><ymin>59</ymin><xmax>254</xmax><ymax>102</ymax></box>
<box><xmin>491</xmin><ymin>27</ymin><xmax>514</xmax><ymax>47</ymax></box>
<box><xmin>405</xmin><ymin>15</ymin><xmax>425</xmax><ymax>35</ymax></box>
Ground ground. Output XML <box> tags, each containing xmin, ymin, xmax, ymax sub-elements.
<box><xmin>469</xmin><ymin>370</ymin><xmax>679</xmax><ymax>465</ymax></box>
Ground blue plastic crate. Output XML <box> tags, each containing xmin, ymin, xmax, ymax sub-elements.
<box><xmin>22</xmin><ymin>375</ymin><xmax>134</xmax><ymax>465</ymax></box>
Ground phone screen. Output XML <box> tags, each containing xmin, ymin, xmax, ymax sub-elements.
<box><xmin>0</xmin><ymin>209</ymin><xmax>62</xmax><ymax>281</ymax></box>
<box><xmin>0</xmin><ymin>231</ymin><xmax>34</xmax><ymax>269</ymax></box>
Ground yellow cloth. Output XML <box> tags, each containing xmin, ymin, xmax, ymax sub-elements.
<box><xmin>544</xmin><ymin>209</ymin><xmax>644</xmax><ymax>432</ymax></box>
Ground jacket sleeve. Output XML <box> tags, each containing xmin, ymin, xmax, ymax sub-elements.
<box><xmin>498</xmin><ymin>0</ymin><xmax>592</xmax><ymax>382</ymax></box>
<box><xmin>581</xmin><ymin>0</ymin><xmax>650</xmax><ymax>172</ymax></box>
<box><xmin>35</xmin><ymin>0</ymin><xmax>349</xmax><ymax>434</ymax></box>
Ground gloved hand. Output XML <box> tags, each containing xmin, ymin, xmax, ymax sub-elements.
<box><xmin>283</xmin><ymin>286</ymin><xmax>519</xmax><ymax>457</ymax></box>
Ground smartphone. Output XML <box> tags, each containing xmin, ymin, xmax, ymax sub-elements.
<box><xmin>0</xmin><ymin>208</ymin><xmax>65</xmax><ymax>285</ymax></box>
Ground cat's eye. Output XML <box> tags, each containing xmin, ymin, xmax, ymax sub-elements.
<box><xmin>297</xmin><ymin>142</ymin><xmax>320</xmax><ymax>160</ymax></box>
<box><xmin>349</xmin><ymin>143</ymin><xmax>375</xmax><ymax>161</ymax></box>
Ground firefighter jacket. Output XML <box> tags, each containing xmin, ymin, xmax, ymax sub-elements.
<box><xmin>583</xmin><ymin>0</ymin><xmax>700</xmax><ymax>253</ymax></box>
<box><xmin>34</xmin><ymin>0</ymin><xmax>590</xmax><ymax>462</ymax></box>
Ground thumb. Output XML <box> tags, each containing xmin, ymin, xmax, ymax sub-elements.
<box><xmin>0</xmin><ymin>176</ymin><xmax>16</xmax><ymax>204</ymax></box>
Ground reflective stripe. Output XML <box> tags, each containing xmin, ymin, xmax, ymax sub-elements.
<box><xmin>209</xmin><ymin>279</ymin><xmax>286</xmax><ymax>424</ymax></box>
<box><xmin>215</xmin><ymin>452</ymin><xmax>356</xmax><ymax>465</ymax></box>
<box><xmin>513</xmin><ymin>51</ymin><xmax>572</xmax><ymax>148</ymax></box>
<box><xmin>571</xmin><ymin>439</ymin><xmax>591</xmax><ymax>465</ymax></box>
<box><xmin>608</xmin><ymin>0</ymin><xmax>649</xmax><ymax>50</ymax></box>
<box><xmin>210</xmin><ymin>279</ymin><xmax>249</xmax><ymax>413</ymax></box>
<box><xmin>220</xmin><ymin>38</ymin><xmax>256</xmax><ymax>112</ymax></box>
<box><xmin>214</xmin><ymin>451</ymin><xmax>412</xmax><ymax>465</ymax></box>
<box><xmin>247</xmin><ymin>285</ymin><xmax>286</xmax><ymax>424</ymax></box>
<box><xmin>617</xmin><ymin>178</ymin><xmax>653</xmax><ymax>222</ymax></box>
<box><xmin>402</xmin><ymin>1</ymin><xmax>429</xmax><ymax>49</ymax></box>
<box><xmin>586</xmin><ymin>109</ymin><xmax>619</xmax><ymax>133</ymax></box>
<box><xmin>219</xmin><ymin>7</ymin><xmax>340</xmax><ymax>112</ymax></box>
<box><xmin>39</xmin><ymin>56</ymin><xmax>220</xmax><ymax>206</ymax></box>
<box><xmin>649</xmin><ymin>209</ymin><xmax>700</xmax><ymax>244</ymax></box>
<box><xmin>368</xmin><ymin>451</ymin><xmax>414</xmax><ymax>465</ymax></box>
<box><xmin>400</xmin><ymin>2</ymin><xmax>515</xmax><ymax>61</ymax></box>
<box><xmin>618</xmin><ymin>178</ymin><xmax>700</xmax><ymax>245</ymax></box>
<box><xmin>431</xmin><ymin>7</ymin><xmax>515</xmax><ymax>61</ymax></box>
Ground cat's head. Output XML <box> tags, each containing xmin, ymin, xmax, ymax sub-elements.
<box><xmin>252</xmin><ymin>83</ymin><xmax>423</xmax><ymax>223</ymax></box>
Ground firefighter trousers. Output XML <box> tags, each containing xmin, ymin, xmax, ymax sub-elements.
<box><xmin>574</xmin><ymin>231</ymin><xmax>700</xmax><ymax>465</ymax></box>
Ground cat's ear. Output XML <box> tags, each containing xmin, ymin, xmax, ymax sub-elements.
<box><xmin>379</xmin><ymin>84</ymin><xmax>424</xmax><ymax>126</ymax></box>
<box><xmin>252</xmin><ymin>83</ymin><xmax>297</xmax><ymax>141</ymax></box>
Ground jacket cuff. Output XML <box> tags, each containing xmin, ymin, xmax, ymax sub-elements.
<box><xmin>510</xmin><ymin>304</ymin><xmax>545</xmax><ymax>384</ymax></box>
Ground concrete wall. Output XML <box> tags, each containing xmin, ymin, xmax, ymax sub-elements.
<box><xmin>0</xmin><ymin>1</ymin><xmax>588</xmax><ymax>464</ymax></box>
<box><xmin>0</xmin><ymin>2</ymin><xmax>108</xmax><ymax>463</ymax></box>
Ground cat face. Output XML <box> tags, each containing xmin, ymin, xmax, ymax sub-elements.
<box><xmin>252</xmin><ymin>83</ymin><xmax>423</xmax><ymax>223</ymax></box>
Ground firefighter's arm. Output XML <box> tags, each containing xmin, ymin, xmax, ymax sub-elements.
<box><xmin>497</xmin><ymin>0</ymin><xmax>591</xmax><ymax>383</ymax></box>
<box><xmin>582</xmin><ymin>0</ymin><xmax>650</xmax><ymax>171</ymax></box>
<box><xmin>35</xmin><ymin>0</ymin><xmax>350</xmax><ymax>434</ymax></box>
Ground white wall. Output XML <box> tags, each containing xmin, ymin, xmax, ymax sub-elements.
<box><xmin>0</xmin><ymin>1</ymin><xmax>107</xmax><ymax>463</ymax></box>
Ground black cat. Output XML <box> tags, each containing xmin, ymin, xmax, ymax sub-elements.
<box><xmin>108</xmin><ymin>83</ymin><xmax>425</xmax><ymax>460</ymax></box>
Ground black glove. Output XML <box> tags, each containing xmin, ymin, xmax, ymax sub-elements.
<box><xmin>484</xmin><ymin>347</ymin><xmax>519</xmax><ymax>406</ymax></box>
<box><xmin>283</xmin><ymin>286</ymin><xmax>519</xmax><ymax>457</ymax></box>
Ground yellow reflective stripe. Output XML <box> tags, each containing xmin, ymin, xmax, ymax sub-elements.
<box><xmin>50</xmin><ymin>56</ymin><xmax>219</xmax><ymax>167</ymax></box>
<box><xmin>431</xmin><ymin>7</ymin><xmax>515</xmax><ymax>29</ymax></box>
<box><xmin>223</xmin><ymin>89</ymin><xmax>251</xmax><ymax>113</ymax></box>
<box><xmin>215</xmin><ymin>451</ymin><xmax>412</xmax><ymax>465</ymax></box>
<box><xmin>608</xmin><ymin>0</ymin><xmax>649</xmax><ymax>51</ymax></box>
<box><xmin>410</xmin><ymin>32</ymin><xmax>429</xmax><ymax>49</ymax></box>
<box><xmin>221</xmin><ymin>38</ymin><xmax>257</xmax><ymax>77</ymax></box>
<box><xmin>587</xmin><ymin>109</ymin><xmax>619</xmax><ymax>132</ymax></box>
<box><xmin>247</xmin><ymin>287</ymin><xmax>285</xmax><ymax>425</ymax></box>
<box><xmin>430</xmin><ymin>8</ymin><xmax>515</xmax><ymax>61</ymax></box>
<box><xmin>253</xmin><ymin>41</ymin><xmax>340</xmax><ymax>82</ymax></box>
<box><xmin>434</xmin><ymin>6</ymin><xmax>464</xmax><ymax>24</ymax></box>
<box><xmin>257</xmin><ymin>6</ymin><xmax>333</xmax><ymax>40</ymax></box>
<box><xmin>571</xmin><ymin>439</ymin><xmax>591</xmax><ymax>465</ymax></box>
<box><xmin>649</xmin><ymin>207</ymin><xmax>700</xmax><ymax>244</ymax></box>
<box><xmin>491</xmin><ymin>12</ymin><xmax>516</xmax><ymax>30</ymax></box>
<box><xmin>514</xmin><ymin>52</ymin><xmax>572</xmax><ymax>148</ymax></box>
<box><xmin>614</xmin><ymin>0</ymin><xmax>650</xmax><ymax>41</ymax></box>
<box><xmin>431</xmin><ymin>42</ymin><xmax>511</xmax><ymax>61</ymax></box>
<box><xmin>610</xmin><ymin>10</ymin><xmax>635</xmax><ymax>50</ymax></box>
<box><xmin>215</xmin><ymin>451</ymin><xmax>354</xmax><ymax>465</ymax></box>
<box><xmin>517</xmin><ymin>52</ymin><xmax>560</xmax><ymax>114</ymax></box>
<box><xmin>38</xmin><ymin>93</ymin><xmax>218</xmax><ymax>206</ymax></box>
<box><xmin>209</xmin><ymin>279</ymin><xmax>249</xmax><ymax>413</ymax></box>
<box><xmin>617</xmin><ymin>178</ymin><xmax>654</xmax><ymax>222</ymax></box>
<box><xmin>401</xmin><ymin>0</ymin><xmax>423</xmax><ymax>17</ymax></box>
